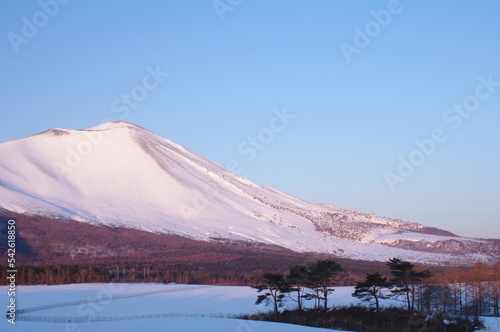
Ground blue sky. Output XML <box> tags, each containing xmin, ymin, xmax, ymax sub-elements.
<box><xmin>1</xmin><ymin>0</ymin><xmax>499</xmax><ymax>238</ymax></box>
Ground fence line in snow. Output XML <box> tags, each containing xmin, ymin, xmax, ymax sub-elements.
<box><xmin>16</xmin><ymin>312</ymin><xmax>238</xmax><ymax>323</ymax></box>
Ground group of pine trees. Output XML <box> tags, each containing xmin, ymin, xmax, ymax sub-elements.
<box><xmin>353</xmin><ymin>258</ymin><xmax>432</xmax><ymax>313</ymax></box>
<box><xmin>253</xmin><ymin>259</ymin><xmax>343</xmax><ymax>315</ymax></box>
<box><xmin>253</xmin><ymin>258</ymin><xmax>500</xmax><ymax>319</ymax></box>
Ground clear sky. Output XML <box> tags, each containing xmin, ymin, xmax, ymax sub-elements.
<box><xmin>1</xmin><ymin>0</ymin><xmax>499</xmax><ymax>238</ymax></box>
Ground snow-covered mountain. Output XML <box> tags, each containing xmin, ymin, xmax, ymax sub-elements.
<box><xmin>0</xmin><ymin>121</ymin><xmax>497</xmax><ymax>264</ymax></box>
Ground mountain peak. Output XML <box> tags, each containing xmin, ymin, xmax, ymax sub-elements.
<box><xmin>87</xmin><ymin>120</ymin><xmax>144</xmax><ymax>131</ymax></box>
<box><xmin>0</xmin><ymin>122</ymin><xmax>497</xmax><ymax>265</ymax></box>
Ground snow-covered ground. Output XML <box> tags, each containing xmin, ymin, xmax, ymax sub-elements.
<box><xmin>1</xmin><ymin>283</ymin><xmax>348</xmax><ymax>332</ymax></box>
<box><xmin>481</xmin><ymin>317</ymin><xmax>500</xmax><ymax>332</ymax></box>
<box><xmin>1</xmin><ymin>283</ymin><xmax>498</xmax><ymax>332</ymax></box>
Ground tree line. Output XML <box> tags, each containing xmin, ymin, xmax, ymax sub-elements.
<box><xmin>0</xmin><ymin>264</ymin><xmax>265</xmax><ymax>286</ymax></box>
<box><xmin>2</xmin><ymin>259</ymin><xmax>498</xmax><ymax>319</ymax></box>
<box><xmin>0</xmin><ymin>265</ymin><xmax>110</xmax><ymax>285</ymax></box>
<box><xmin>431</xmin><ymin>262</ymin><xmax>500</xmax><ymax>317</ymax></box>
<box><xmin>252</xmin><ymin>258</ymin><xmax>500</xmax><ymax>319</ymax></box>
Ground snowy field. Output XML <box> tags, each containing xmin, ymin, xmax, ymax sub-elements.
<box><xmin>1</xmin><ymin>283</ymin><xmax>499</xmax><ymax>332</ymax></box>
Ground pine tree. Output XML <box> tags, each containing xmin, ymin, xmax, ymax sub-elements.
<box><xmin>306</xmin><ymin>260</ymin><xmax>342</xmax><ymax>310</ymax></box>
<box><xmin>352</xmin><ymin>272</ymin><xmax>392</xmax><ymax>312</ymax></box>
<box><xmin>287</xmin><ymin>265</ymin><xmax>309</xmax><ymax>311</ymax></box>
<box><xmin>252</xmin><ymin>273</ymin><xmax>291</xmax><ymax>315</ymax></box>
<box><xmin>386</xmin><ymin>258</ymin><xmax>432</xmax><ymax>313</ymax></box>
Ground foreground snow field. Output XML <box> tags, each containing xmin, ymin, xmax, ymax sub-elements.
<box><xmin>1</xmin><ymin>283</ymin><xmax>354</xmax><ymax>332</ymax></box>
<box><xmin>0</xmin><ymin>283</ymin><xmax>498</xmax><ymax>331</ymax></box>
<box><xmin>2</xmin><ymin>316</ymin><xmax>326</xmax><ymax>332</ymax></box>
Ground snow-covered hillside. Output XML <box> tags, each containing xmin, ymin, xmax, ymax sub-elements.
<box><xmin>0</xmin><ymin>121</ymin><xmax>497</xmax><ymax>264</ymax></box>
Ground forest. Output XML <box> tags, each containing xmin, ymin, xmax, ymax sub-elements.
<box><xmin>243</xmin><ymin>258</ymin><xmax>500</xmax><ymax>331</ymax></box>
<box><xmin>1</xmin><ymin>258</ymin><xmax>498</xmax><ymax>319</ymax></box>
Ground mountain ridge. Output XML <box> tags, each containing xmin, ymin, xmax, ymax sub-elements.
<box><xmin>0</xmin><ymin>121</ymin><xmax>498</xmax><ymax>265</ymax></box>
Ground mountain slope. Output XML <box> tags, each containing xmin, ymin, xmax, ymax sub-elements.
<box><xmin>0</xmin><ymin>121</ymin><xmax>497</xmax><ymax>265</ymax></box>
